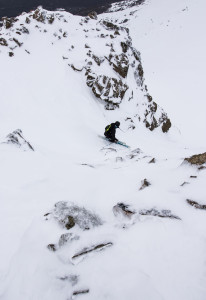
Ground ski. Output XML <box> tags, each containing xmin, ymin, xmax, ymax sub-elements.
<box><xmin>99</xmin><ymin>135</ymin><xmax>130</xmax><ymax>148</ymax></box>
<box><xmin>116</xmin><ymin>141</ymin><xmax>130</xmax><ymax>148</ymax></box>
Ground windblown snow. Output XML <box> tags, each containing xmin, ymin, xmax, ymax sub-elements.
<box><xmin>0</xmin><ymin>0</ymin><xmax>206</xmax><ymax>300</ymax></box>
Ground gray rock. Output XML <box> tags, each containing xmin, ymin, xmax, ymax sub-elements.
<box><xmin>113</xmin><ymin>203</ymin><xmax>136</xmax><ymax>219</ymax></box>
<box><xmin>72</xmin><ymin>242</ymin><xmax>113</xmax><ymax>260</ymax></box>
<box><xmin>47</xmin><ymin>244</ymin><xmax>57</xmax><ymax>252</ymax></box>
<box><xmin>73</xmin><ymin>289</ymin><xmax>89</xmax><ymax>297</ymax></box>
<box><xmin>186</xmin><ymin>199</ymin><xmax>206</xmax><ymax>210</ymax></box>
<box><xmin>139</xmin><ymin>208</ymin><xmax>181</xmax><ymax>220</ymax></box>
<box><xmin>139</xmin><ymin>179</ymin><xmax>151</xmax><ymax>190</ymax></box>
<box><xmin>53</xmin><ymin>201</ymin><xmax>103</xmax><ymax>230</ymax></box>
<box><xmin>4</xmin><ymin>129</ymin><xmax>34</xmax><ymax>151</ymax></box>
<box><xmin>58</xmin><ymin>233</ymin><xmax>80</xmax><ymax>247</ymax></box>
<box><xmin>0</xmin><ymin>38</ymin><xmax>8</xmax><ymax>46</ymax></box>
<box><xmin>88</xmin><ymin>11</ymin><xmax>97</xmax><ymax>20</ymax></box>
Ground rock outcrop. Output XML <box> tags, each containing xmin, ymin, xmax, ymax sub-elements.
<box><xmin>0</xmin><ymin>6</ymin><xmax>171</xmax><ymax>132</ymax></box>
<box><xmin>184</xmin><ymin>152</ymin><xmax>206</xmax><ymax>166</ymax></box>
<box><xmin>113</xmin><ymin>203</ymin><xmax>136</xmax><ymax>219</ymax></box>
<box><xmin>139</xmin><ymin>179</ymin><xmax>151</xmax><ymax>190</ymax></box>
<box><xmin>3</xmin><ymin>129</ymin><xmax>34</xmax><ymax>151</ymax></box>
<box><xmin>52</xmin><ymin>201</ymin><xmax>103</xmax><ymax>230</ymax></box>
<box><xmin>139</xmin><ymin>208</ymin><xmax>181</xmax><ymax>220</ymax></box>
<box><xmin>186</xmin><ymin>199</ymin><xmax>206</xmax><ymax>210</ymax></box>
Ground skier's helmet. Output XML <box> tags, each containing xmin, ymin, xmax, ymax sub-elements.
<box><xmin>115</xmin><ymin>121</ymin><xmax>120</xmax><ymax>128</ymax></box>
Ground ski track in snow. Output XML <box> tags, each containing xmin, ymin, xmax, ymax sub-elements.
<box><xmin>0</xmin><ymin>0</ymin><xmax>206</xmax><ymax>299</ymax></box>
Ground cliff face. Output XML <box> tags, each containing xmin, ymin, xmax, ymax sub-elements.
<box><xmin>0</xmin><ymin>6</ymin><xmax>171</xmax><ymax>133</ymax></box>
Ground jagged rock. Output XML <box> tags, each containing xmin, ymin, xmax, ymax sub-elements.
<box><xmin>102</xmin><ymin>20</ymin><xmax>120</xmax><ymax>31</ymax></box>
<box><xmin>146</xmin><ymin>94</ymin><xmax>153</xmax><ymax>102</ymax></box>
<box><xmin>113</xmin><ymin>203</ymin><xmax>136</xmax><ymax>219</ymax></box>
<box><xmin>86</xmin><ymin>72</ymin><xmax>128</xmax><ymax>109</ymax></box>
<box><xmin>180</xmin><ymin>182</ymin><xmax>189</xmax><ymax>187</ymax></box>
<box><xmin>198</xmin><ymin>166</ymin><xmax>206</xmax><ymax>171</ymax></box>
<box><xmin>88</xmin><ymin>11</ymin><xmax>97</xmax><ymax>20</ymax></box>
<box><xmin>186</xmin><ymin>199</ymin><xmax>206</xmax><ymax>210</ymax></box>
<box><xmin>2</xmin><ymin>17</ymin><xmax>18</xmax><ymax>29</ymax></box>
<box><xmin>161</xmin><ymin>117</ymin><xmax>171</xmax><ymax>133</ymax></box>
<box><xmin>32</xmin><ymin>7</ymin><xmax>47</xmax><ymax>23</ymax></box>
<box><xmin>144</xmin><ymin>104</ymin><xmax>171</xmax><ymax>133</ymax></box>
<box><xmin>149</xmin><ymin>158</ymin><xmax>156</xmax><ymax>163</ymax></box>
<box><xmin>59</xmin><ymin>274</ymin><xmax>78</xmax><ymax>286</ymax></box>
<box><xmin>9</xmin><ymin>52</ymin><xmax>14</xmax><ymax>57</ymax></box>
<box><xmin>13</xmin><ymin>38</ymin><xmax>23</xmax><ymax>47</ymax></box>
<box><xmin>20</xmin><ymin>26</ymin><xmax>29</xmax><ymax>34</ymax></box>
<box><xmin>116</xmin><ymin>157</ymin><xmax>124</xmax><ymax>162</ymax></box>
<box><xmin>73</xmin><ymin>289</ymin><xmax>89</xmax><ymax>297</ymax></box>
<box><xmin>70</xmin><ymin>64</ymin><xmax>83</xmax><ymax>72</ymax></box>
<box><xmin>65</xmin><ymin>216</ymin><xmax>75</xmax><ymax>230</ymax></box>
<box><xmin>4</xmin><ymin>129</ymin><xmax>34</xmax><ymax>151</ymax></box>
<box><xmin>184</xmin><ymin>152</ymin><xmax>206</xmax><ymax>166</ymax></box>
<box><xmin>139</xmin><ymin>208</ymin><xmax>181</xmax><ymax>220</ymax></box>
<box><xmin>32</xmin><ymin>7</ymin><xmax>55</xmax><ymax>24</ymax></box>
<box><xmin>121</xmin><ymin>41</ymin><xmax>129</xmax><ymax>53</ymax></box>
<box><xmin>108</xmin><ymin>0</ymin><xmax>145</xmax><ymax>12</ymax></box>
<box><xmin>48</xmin><ymin>14</ymin><xmax>55</xmax><ymax>24</ymax></box>
<box><xmin>108</xmin><ymin>53</ymin><xmax>129</xmax><ymax>78</ymax></box>
<box><xmin>58</xmin><ymin>233</ymin><xmax>79</xmax><ymax>247</ymax></box>
<box><xmin>25</xmin><ymin>17</ymin><xmax>31</xmax><ymax>24</ymax></box>
<box><xmin>92</xmin><ymin>54</ymin><xmax>105</xmax><ymax>66</ymax></box>
<box><xmin>47</xmin><ymin>244</ymin><xmax>57</xmax><ymax>252</ymax></box>
<box><xmin>53</xmin><ymin>201</ymin><xmax>103</xmax><ymax>230</ymax></box>
<box><xmin>190</xmin><ymin>175</ymin><xmax>197</xmax><ymax>178</ymax></box>
<box><xmin>125</xmin><ymin>117</ymin><xmax>135</xmax><ymax>130</ymax></box>
<box><xmin>81</xmin><ymin>163</ymin><xmax>95</xmax><ymax>168</ymax></box>
<box><xmin>139</xmin><ymin>179</ymin><xmax>151</xmax><ymax>190</ymax></box>
<box><xmin>126</xmin><ymin>148</ymin><xmax>142</xmax><ymax>159</ymax></box>
<box><xmin>0</xmin><ymin>38</ymin><xmax>8</xmax><ymax>46</ymax></box>
<box><xmin>72</xmin><ymin>243</ymin><xmax>113</xmax><ymax>260</ymax></box>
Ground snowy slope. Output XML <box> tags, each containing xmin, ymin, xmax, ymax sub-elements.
<box><xmin>0</xmin><ymin>2</ymin><xmax>206</xmax><ymax>300</ymax></box>
<box><xmin>104</xmin><ymin>0</ymin><xmax>206</xmax><ymax>148</ymax></box>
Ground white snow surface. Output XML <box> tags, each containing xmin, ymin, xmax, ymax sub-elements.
<box><xmin>0</xmin><ymin>1</ymin><xmax>206</xmax><ymax>300</ymax></box>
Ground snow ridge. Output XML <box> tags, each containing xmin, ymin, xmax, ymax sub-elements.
<box><xmin>0</xmin><ymin>6</ymin><xmax>171</xmax><ymax>133</ymax></box>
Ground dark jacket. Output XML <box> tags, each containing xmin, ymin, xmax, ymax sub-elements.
<box><xmin>104</xmin><ymin>123</ymin><xmax>118</xmax><ymax>142</ymax></box>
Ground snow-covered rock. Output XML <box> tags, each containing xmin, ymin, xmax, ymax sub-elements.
<box><xmin>2</xmin><ymin>129</ymin><xmax>34</xmax><ymax>151</ymax></box>
<box><xmin>52</xmin><ymin>201</ymin><xmax>103</xmax><ymax>230</ymax></box>
<box><xmin>0</xmin><ymin>6</ymin><xmax>171</xmax><ymax>132</ymax></box>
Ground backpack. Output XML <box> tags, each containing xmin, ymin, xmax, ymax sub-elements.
<box><xmin>105</xmin><ymin>124</ymin><xmax>111</xmax><ymax>132</ymax></box>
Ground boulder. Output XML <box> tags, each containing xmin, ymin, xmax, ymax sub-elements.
<box><xmin>139</xmin><ymin>179</ymin><xmax>151</xmax><ymax>190</ymax></box>
<box><xmin>53</xmin><ymin>201</ymin><xmax>103</xmax><ymax>230</ymax></box>
<box><xmin>0</xmin><ymin>38</ymin><xmax>8</xmax><ymax>46</ymax></box>
<box><xmin>184</xmin><ymin>152</ymin><xmax>206</xmax><ymax>165</ymax></box>
<box><xmin>113</xmin><ymin>203</ymin><xmax>136</xmax><ymax>219</ymax></box>
<box><xmin>139</xmin><ymin>208</ymin><xmax>181</xmax><ymax>220</ymax></box>
<box><xmin>58</xmin><ymin>233</ymin><xmax>79</xmax><ymax>247</ymax></box>
<box><xmin>2</xmin><ymin>17</ymin><xmax>18</xmax><ymax>29</ymax></box>
<box><xmin>88</xmin><ymin>11</ymin><xmax>97</xmax><ymax>20</ymax></box>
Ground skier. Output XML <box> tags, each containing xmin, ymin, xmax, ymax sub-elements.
<box><xmin>104</xmin><ymin>121</ymin><xmax>120</xmax><ymax>143</ymax></box>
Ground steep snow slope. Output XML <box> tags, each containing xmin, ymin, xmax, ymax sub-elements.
<box><xmin>104</xmin><ymin>0</ymin><xmax>206</xmax><ymax>148</ymax></box>
<box><xmin>0</xmin><ymin>2</ymin><xmax>206</xmax><ymax>300</ymax></box>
